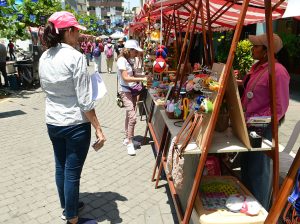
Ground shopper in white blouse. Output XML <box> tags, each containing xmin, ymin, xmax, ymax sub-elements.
<box><xmin>39</xmin><ymin>11</ymin><xmax>105</xmax><ymax>224</ymax></box>
<box><xmin>117</xmin><ymin>40</ymin><xmax>147</xmax><ymax>156</ymax></box>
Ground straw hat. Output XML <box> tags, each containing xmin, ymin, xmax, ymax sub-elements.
<box><xmin>248</xmin><ymin>33</ymin><xmax>283</xmax><ymax>53</ymax></box>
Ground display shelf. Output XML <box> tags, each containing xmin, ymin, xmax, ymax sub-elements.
<box><xmin>184</xmin><ymin>128</ymin><xmax>272</xmax><ymax>155</ymax></box>
<box><xmin>160</xmin><ymin>111</ymin><xmax>272</xmax><ymax>155</ymax></box>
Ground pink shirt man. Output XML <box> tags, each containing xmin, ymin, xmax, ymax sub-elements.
<box><xmin>241</xmin><ymin>61</ymin><xmax>290</xmax><ymax>121</ymax></box>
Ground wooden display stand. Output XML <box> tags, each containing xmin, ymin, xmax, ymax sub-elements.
<box><xmin>196</xmin><ymin>63</ymin><xmax>252</xmax><ymax>152</ymax></box>
<box><xmin>142</xmin><ymin>0</ymin><xmax>285</xmax><ymax>223</ymax></box>
<box><xmin>152</xmin><ymin>62</ymin><xmax>274</xmax><ymax>224</ymax></box>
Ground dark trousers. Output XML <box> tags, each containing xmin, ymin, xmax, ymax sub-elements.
<box><xmin>9</xmin><ymin>51</ymin><xmax>15</xmax><ymax>60</ymax></box>
<box><xmin>0</xmin><ymin>61</ymin><xmax>8</xmax><ymax>87</ymax></box>
<box><xmin>241</xmin><ymin>124</ymin><xmax>272</xmax><ymax>210</ymax></box>
<box><xmin>47</xmin><ymin>122</ymin><xmax>91</xmax><ymax>220</ymax></box>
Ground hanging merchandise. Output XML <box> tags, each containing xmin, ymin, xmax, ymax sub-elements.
<box><xmin>0</xmin><ymin>0</ymin><xmax>7</xmax><ymax>6</ymax></box>
<box><xmin>29</xmin><ymin>14</ymin><xmax>36</xmax><ymax>22</ymax></box>
<box><xmin>155</xmin><ymin>48</ymin><xmax>167</xmax><ymax>59</ymax></box>
<box><xmin>157</xmin><ymin>45</ymin><xmax>168</xmax><ymax>54</ymax></box>
<box><xmin>153</xmin><ymin>57</ymin><xmax>167</xmax><ymax>73</ymax></box>
<box><xmin>150</xmin><ymin>30</ymin><xmax>160</xmax><ymax>42</ymax></box>
<box><xmin>153</xmin><ymin>23</ymin><xmax>160</xmax><ymax>30</ymax></box>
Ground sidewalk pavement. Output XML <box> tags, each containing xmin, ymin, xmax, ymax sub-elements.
<box><xmin>0</xmin><ymin>55</ymin><xmax>299</xmax><ymax>224</ymax></box>
<box><xmin>0</xmin><ymin>57</ymin><xmax>177</xmax><ymax>224</ymax></box>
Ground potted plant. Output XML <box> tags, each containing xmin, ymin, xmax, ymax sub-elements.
<box><xmin>233</xmin><ymin>39</ymin><xmax>254</xmax><ymax>80</ymax></box>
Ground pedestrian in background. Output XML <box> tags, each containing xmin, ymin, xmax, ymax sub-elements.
<box><xmin>117</xmin><ymin>40</ymin><xmax>147</xmax><ymax>156</ymax></box>
<box><xmin>0</xmin><ymin>41</ymin><xmax>8</xmax><ymax>87</ymax></box>
<box><xmin>240</xmin><ymin>33</ymin><xmax>289</xmax><ymax>210</ymax></box>
<box><xmin>115</xmin><ymin>38</ymin><xmax>124</xmax><ymax>57</ymax></box>
<box><xmin>104</xmin><ymin>38</ymin><xmax>114</xmax><ymax>73</ymax></box>
<box><xmin>7</xmin><ymin>40</ymin><xmax>16</xmax><ymax>61</ymax></box>
<box><xmin>81</xmin><ymin>38</ymin><xmax>92</xmax><ymax>66</ymax></box>
<box><xmin>93</xmin><ymin>37</ymin><xmax>104</xmax><ymax>73</ymax></box>
<box><xmin>39</xmin><ymin>11</ymin><xmax>106</xmax><ymax>224</ymax></box>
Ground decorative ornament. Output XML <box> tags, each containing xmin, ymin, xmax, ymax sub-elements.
<box><xmin>153</xmin><ymin>57</ymin><xmax>167</xmax><ymax>73</ymax></box>
<box><xmin>157</xmin><ymin>45</ymin><xmax>168</xmax><ymax>54</ymax></box>
<box><xmin>155</xmin><ymin>48</ymin><xmax>167</xmax><ymax>59</ymax></box>
<box><xmin>200</xmin><ymin>98</ymin><xmax>213</xmax><ymax>113</ymax></box>
<box><xmin>0</xmin><ymin>0</ymin><xmax>7</xmax><ymax>6</ymax></box>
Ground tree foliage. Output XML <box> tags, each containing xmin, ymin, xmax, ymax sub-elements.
<box><xmin>0</xmin><ymin>0</ymin><xmax>63</xmax><ymax>40</ymax></box>
<box><xmin>0</xmin><ymin>0</ymin><xmax>122</xmax><ymax>40</ymax></box>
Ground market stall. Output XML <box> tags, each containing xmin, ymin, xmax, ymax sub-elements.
<box><xmin>131</xmin><ymin>0</ymin><xmax>297</xmax><ymax>223</ymax></box>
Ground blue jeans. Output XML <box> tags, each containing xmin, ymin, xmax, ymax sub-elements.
<box><xmin>241</xmin><ymin>124</ymin><xmax>272</xmax><ymax>210</ymax></box>
<box><xmin>47</xmin><ymin>122</ymin><xmax>91</xmax><ymax>220</ymax></box>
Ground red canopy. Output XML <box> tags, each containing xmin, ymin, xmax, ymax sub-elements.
<box><xmin>132</xmin><ymin>0</ymin><xmax>287</xmax><ymax>32</ymax></box>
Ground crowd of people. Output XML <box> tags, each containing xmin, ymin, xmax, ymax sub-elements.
<box><xmin>76</xmin><ymin>35</ymin><xmax>127</xmax><ymax>74</ymax></box>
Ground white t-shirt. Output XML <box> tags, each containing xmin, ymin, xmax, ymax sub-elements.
<box><xmin>117</xmin><ymin>57</ymin><xmax>135</xmax><ymax>92</ymax></box>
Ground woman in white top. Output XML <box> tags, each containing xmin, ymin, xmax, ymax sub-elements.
<box><xmin>39</xmin><ymin>11</ymin><xmax>105</xmax><ymax>224</ymax></box>
<box><xmin>117</xmin><ymin>40</ymin><xmax>147</xmax><ymax>155</ymax></box>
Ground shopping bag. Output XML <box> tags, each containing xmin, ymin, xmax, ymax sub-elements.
<box><xmin>91</xmin><ymin>71</ymin><xmax>107</xmax><ymax>100</ymax></box>
<box><xmin>166</xmin><ymin>112</ymin><xmax>203</xmax><ymax>190</ymax></box>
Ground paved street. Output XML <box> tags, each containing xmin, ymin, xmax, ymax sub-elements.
<box><xmin>0</xmin><ymin>57</ymin><xmax>177</xmax><ymax>224</ymax></box>
<box><xmin>0</xmin><ymin>56</ymin><xmax>299</xmax><ymax>224</ymax></box>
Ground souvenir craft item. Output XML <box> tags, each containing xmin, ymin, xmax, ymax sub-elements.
<box><xmin>225</xmin><ymin>194</ymin><xmax>245</xmax><ymax>212</ymax></box>
<box><xmin>153</xmin><ymin>57</ymin><xmax>167</xmax><ymax>73</ymax></box>
<box><xmin>200</xmin><ymin>98</ymin><xmax>213</xmax><ymax>113</ymax></box>
<box><xmin>240</xmin><ymin>196</ymin><xmax>262</xmax><ymax>216</ymax></box>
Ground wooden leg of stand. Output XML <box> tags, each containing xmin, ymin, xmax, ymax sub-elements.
<box><xmin>265</xmin><ymin>147</ymin><xmax>300</xmax><ymax>223</ymax></box>
<box><xmin>152</xmin><ymin>126</ymin><xmax>168</xmax><ymax>182</ymax></box>
<box><xmin>155</xmin><ymin>131</ymin><xmax>171</xmax><ymax>188</ymax></box>
<box><xmin>143</xmin><ymin>101</ymin><xmax>155</xmax><ymax>145</ymax></box>
<box><xmin>155</xmin><ymin>161</ymin><xmax>164</xmax><ymax>189</ymax></box>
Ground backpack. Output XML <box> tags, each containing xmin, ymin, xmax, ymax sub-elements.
<box><xmin>106</xmin><ymin>45</ymin><xmax>113</xmax><ymax>58</ymax></box>
<box><xmin>99</xmin><ymin>43</ymin><xmax>104</xmax><ymax>52</ymax></box>
<box><xmin>92</xmin><ymin>46</ymin><xmax>101</xmax><ymax>57</ymax></box>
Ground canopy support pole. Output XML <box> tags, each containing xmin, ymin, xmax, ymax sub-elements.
<box><xmin>206</xmin><ymin>0</ymin><xmax>214</xmax><ymax>66</ymax></box>
<box><xmin>264</xmin><ymin>0</ymin><xmax>280</xmax><ymax>202</ymax></box>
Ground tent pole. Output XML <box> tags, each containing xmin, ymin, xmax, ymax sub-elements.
<box><xmin>264</xmin><ymin>0</ymin><xmax>280</xmax><ymax>202</ymax></box>
<box><xmin>173</xmin><ymin>9</ymin><xmax>179</xmax><ymax>67</ymax></box>
<box><xmin>172</xmin><ymin>4</ymin><xmax>195</xmax><ymax>98</ymax></box>
<box><xmin>199</xmin><ymin>0</ymin><xmax>209</xmax><ymax>66</ymax></box>
<box><xmin>182</xmin><ymin>0</ymin><xmax>251</xmax><ymax>223</ymax></box>
<box><xmin>177</xmin><ymin>0</ymin><xmax>202</xmax><ymax>99</ymax></box>
<box><xmin>206</xmin><ymin>0</ymin><xmax>214</xmax><ymax>66</ymax></box>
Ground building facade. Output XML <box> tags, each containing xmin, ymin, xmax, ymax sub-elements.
<box><xmin>77</xmin><ymin>0</ymin><xmax>88</xmax><ymax>14</ymax></box>
<box><xmin>87</xmin><ymin>0</ymin><xmax>124</xmax><ymax>22</ymax></box>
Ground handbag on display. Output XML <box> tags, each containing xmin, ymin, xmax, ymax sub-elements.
<box><xmin>166</xmin><ymin>112</ymin><xmax>203</xmax><ymax>190</ymax></box>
